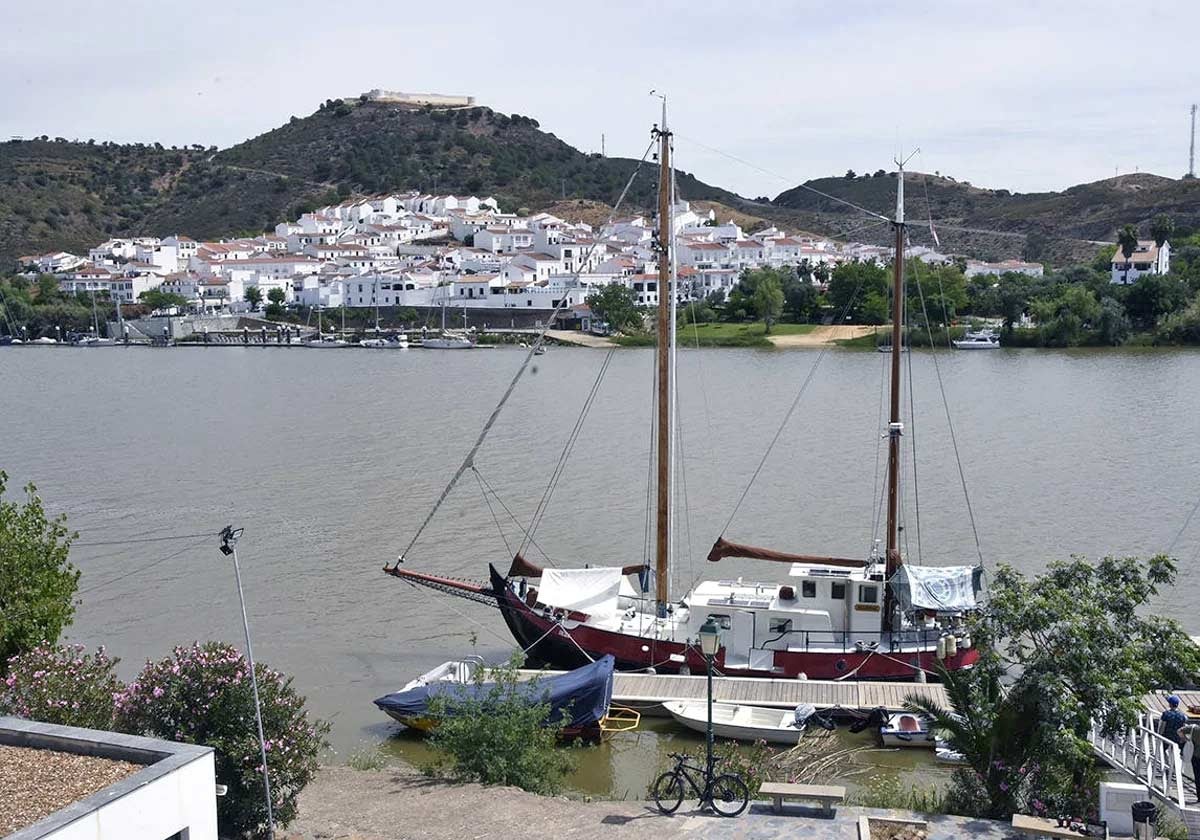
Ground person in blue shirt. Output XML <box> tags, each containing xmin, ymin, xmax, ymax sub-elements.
<box><xmin>1159</xmin><ymin>695</ymin><xmax>1188</xmax><ymax>745</ymax></box>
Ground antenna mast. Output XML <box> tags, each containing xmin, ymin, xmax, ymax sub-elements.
<box><xmin>1189</xmin><ymin>104</ymin><xmax>1197</xmax><ymax>179</ymax></box>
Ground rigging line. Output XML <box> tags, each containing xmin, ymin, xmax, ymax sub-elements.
<box><xmin>870</xmin><ymin>345</ymin><xmax>888</xmax><ymax>553</ymax></box>
<box><xmin>473</xmin><ymin>469</ymin><xmax>513</xmax><ymax>558</ymax></box>
<box><xmin>674</xmin><ymin>132</ymin><xmax>890</xmax><ymax>223</ymax></box>
<box><xmin>73</xmin><ymin>537</ymin><xmax>210</xmax><ymax>601</ymax></box>
<box><xmin>73</xmin><ymin>531</ymin><xmax>217</xmax><ymax>547</ymax></box>
<box><xmin>717</xmin><ymin>267</ymin><xmax>870</xmax><ymax>537</ymax></box>
<box><xmin>394</xmin><ymin>138</ymin><xmax>656</xmax><ymax>567</ymax></box>
<box><xmin>521</xmin><ymin>347</ymin><xmax>617</xmax><ymax>552</ymax></box>
<box><xmin>830</xmin><ymin>218</ymin><xmax>893</xmax><ymax>243</ymax></box>
<box><xmin>674</xmin><ymin>390</ymin><xmax>697</xmax><ymax>598</ymax></box>
<box><xmin>908</xmin><ymin>239</ymin><xmax>985</xmax><ymax>566</ymax></box>
<box><xmin>472</xmin><ymin>467</ymin><xmax>553</xmax><ymax>562</ymax></box>
<box><xmin>905</xmin><ymin>278</ymin><xmax>924</xmax><ymax>564</ymax></box>
<box><xmin>1165</xmin><ymin>492</ymin><xmax>1200</xmax><ymax>556</ymax></box>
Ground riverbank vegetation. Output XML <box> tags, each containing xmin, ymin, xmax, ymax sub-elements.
<box><xmin>906</xmin><ymin>554</ymin><xmax>1200</xmax><ymax>822</ymax></box>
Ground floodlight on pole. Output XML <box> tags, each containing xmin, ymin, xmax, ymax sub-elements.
<box><xmin>218</xmin><ymin>525</ymin><xmax>274</xmax><ymax>837</ymax></box>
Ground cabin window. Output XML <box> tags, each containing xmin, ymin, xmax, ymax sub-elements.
<box><xmin>801</xmin><ymin>581</ymin><xmax>816</xmax><ymax>598</ymax></box>
<box><xmin>858</xmin><ymin>584</ymin><xmax>879</xmax><ymax>604</ymax></box>
<box><xmin>831</xmin><ymin>581</ymin><xmax>846</xmax><ymax>600</ymax></box>
<box><xmin>768</xmin><ymin>618</ymin><xmax>792</xmax><ymax>634</ymax></box>
<box><xmin>706</xmin><ymin>613</ymin><xmax>731</xmax><ymax>630</ymax></box>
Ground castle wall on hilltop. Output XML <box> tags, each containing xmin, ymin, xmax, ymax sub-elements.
<box><xmin>363</xmin><ymin>89</ymin><xmax>474</xmax><ymax>107</ymax></box>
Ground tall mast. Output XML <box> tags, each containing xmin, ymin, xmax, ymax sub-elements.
<box><xmin>884</xmin><ymin>155</ymin><xmax>912</xmax><ymax>630</ymax></box>
<box><xmin>653</xmin><ymin>100</ymin><xmax>672</xmax><ymax>616</ymax></box>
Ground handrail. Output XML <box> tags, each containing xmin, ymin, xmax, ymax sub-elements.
<box><xmin>1087</xmin><ymin>712</ymin><xmax>1186</xmax><ymax>807</ymax></box>
<box><xmin>762</xmin><ymin>626</ymin><xmax>946</xmax><ymax>654</ymax></box>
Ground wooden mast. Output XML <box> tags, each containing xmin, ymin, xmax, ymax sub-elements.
<box><xmin>654</xmin><ymin>105</ymin><xmax>672</xmax><ymax>616</ymax></box>
<box><xmin>884</xmin><ymin>160</ymin><xmax>908</xmax><ymax>630</ymax></box>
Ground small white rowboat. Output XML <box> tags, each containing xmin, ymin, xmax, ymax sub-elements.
<box><xmin>664</xmin><ymin>700</ymin><xmax>814</xmax><ymax>744</ymax></box>
<box><xmin>879</xmin><ymin>712</ymin><xmax>935</xmax><ymax>748</ymax></box>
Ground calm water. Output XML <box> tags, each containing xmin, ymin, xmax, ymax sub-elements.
<box><xmin>2</xmin><ymin>345</ymin><xmax>1198</xmax><ymax>795</ymax></box>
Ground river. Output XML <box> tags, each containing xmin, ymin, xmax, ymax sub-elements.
<box><xmin>2</xmin><ymin>344</ymin><xmax>1198</xmax><ymax>796</ymax></box>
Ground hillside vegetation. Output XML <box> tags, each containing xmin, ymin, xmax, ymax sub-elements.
<box><xmin>773</xmin><ymin>171</ymin><xmax>1200</xmax><ymax>264</ymax></box>
<box><xmin>4</xmin><ymin>98</ymin><xmax>1199</xmax><ymax>268</ymax></box>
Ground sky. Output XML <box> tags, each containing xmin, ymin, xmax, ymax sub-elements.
<box><xmin>3</xmin><ymin>0</ymin><xmax>1198</xmax><ymax>198</ymax></box>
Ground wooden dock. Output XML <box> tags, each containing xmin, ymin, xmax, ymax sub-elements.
<box><xmin>518</xmin><ymin>669</ymin><xmax>949</xmax><ymax>716</ymax></box>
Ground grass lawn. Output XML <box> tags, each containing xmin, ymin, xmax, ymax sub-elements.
<box><xmin>615</xmin><ymin>321</ymin><xmax>817</xmax><ymax>347</ymax></box>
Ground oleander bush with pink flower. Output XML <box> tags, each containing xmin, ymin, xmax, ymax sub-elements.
<box><xmin>118</xmin><ymin>642</ymin><xmax>329</xmax><ymax>839</ymax></box>
<box><xmin>0</xmin><ymin>643</ymin><xmax>123</xmax><ymax>730</ymax></box>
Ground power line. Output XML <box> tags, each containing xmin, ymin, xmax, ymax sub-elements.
<box><xmin>73</xmin><ymin>531</ymin><xmax>216</xmax><ymax>547</ymax></box>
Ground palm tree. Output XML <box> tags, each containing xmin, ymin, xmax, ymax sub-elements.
<box><xmin>1116</xmin><ymin>224</ymin><xmax>1139</xmax><ymax>284</ymax></box>
<box><xmin>1149</xmin><ymin>214</ymin><xmax>1175</xmax><ymax>248</ymax></box>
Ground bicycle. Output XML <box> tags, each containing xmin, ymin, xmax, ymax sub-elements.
<box><xmin>651</xmin><ymin>752</ymin><xmax>750</xmax><ymax>817</ymax></box>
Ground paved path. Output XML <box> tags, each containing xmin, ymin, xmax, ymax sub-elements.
<box><xmin>285</xmin><ymin>767</ymin><xmax>1024</xmax><ymax>840</ymax></box>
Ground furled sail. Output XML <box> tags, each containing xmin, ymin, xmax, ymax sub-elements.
<box><xmin>706</xmin><ymin>537</ymin><xmax>866</xmax><ymax>568</ymax></box>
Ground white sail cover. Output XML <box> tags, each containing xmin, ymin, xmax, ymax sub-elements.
<box><xmin>539</xmin><ymin>567</ymin><xmax>624</xmax><ymax>617</ymax></box>
<box><xmin>891</xmin><ymin>565</ymin><xmax>982</xmax><ymax>613</ymax></box>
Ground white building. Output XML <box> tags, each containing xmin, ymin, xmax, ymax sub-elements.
<box><xmin>964</xmin><ymin>259</ymin><xmax>1045</xmax><ymax>279</ymax></box>
<box><xmin>1111</xmin><ymin>240</ymin><xmax>1170</xmax><ymax>285</ymax></box>
<box><xmin>1</xmin><ymin>716</ymin><xmax>217</xmax><ymax>840</ymax></box>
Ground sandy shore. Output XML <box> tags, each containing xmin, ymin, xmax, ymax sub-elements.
<box><xmin>767</xmin><ymin>325</ymin><xmax>878</xmax><ymax>347</ymax></box>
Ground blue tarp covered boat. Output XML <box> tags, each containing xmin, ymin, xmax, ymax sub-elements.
<box><xmin>374</xmin><ymin>654</ymin><xmax>615</xmax><ymax>737</ymax></box>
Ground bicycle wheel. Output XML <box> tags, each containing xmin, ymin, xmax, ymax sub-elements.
<box><xmin>651</xmin><ymin>771</ymin><xmax>685</xmax><ymax>815</ymax></box>
<box><xmin>708</xmin><ymin>773</ymin><xmax>749</xmax><ymax>817</ymax></box>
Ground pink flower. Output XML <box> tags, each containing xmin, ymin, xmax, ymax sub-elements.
<box><xmin>152</xmin><ymin>687</ymin><xmax>164</xmax><ymax>698</ymax></box>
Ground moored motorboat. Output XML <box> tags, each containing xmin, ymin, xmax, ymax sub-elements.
<box><xmin>302</xmin><ymin>335</ymin><xmax>350</xmax><ymax>348</ymax></box>
<box><xmin>373</xmin><ymin>654</ymin><xmax>615</xmax><ymax>739</ymax></box>
<box><xmin>664</xmin><ymin>700</ymin><xmax>831</xmax><ymax>744</ymax></box>
<box><xmin>952</xmin><ymin>329</ymin><xmax>1000</xmax><ymax>349</ymax></box>
<box><xmin>359</xmin><ymin>335</ymin><xmax>409</xmax><ymax>349</ymax></box>
<box><xmin>879</xmin><ymin>711</ymin><xmax>935</xmax><ymax>748</ymax></box>
<box><xmin>421</xmin><ymin>333</ymin><xmax>474</xmax><ymax>349</ymax></box>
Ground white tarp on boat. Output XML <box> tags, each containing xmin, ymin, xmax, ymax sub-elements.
<box><xmin>539</xmin><ymin>567</ymin><xmax>623</xmax><ymax>617</ymax></box>
<box><xmin>891</xmin><ymin>565</ymin><xmax>982</xmax><ymax>613</ymax></box>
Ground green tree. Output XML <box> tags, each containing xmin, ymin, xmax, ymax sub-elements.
<box><xmin>35</xmin><ymin>274</ymin><xmax>60</xmax><ymax>303</ymax></box>
<box><xmin>1150</xmin><ymin>214</ymin><xmax>1175</xmax><ymax>248</ymax></box>
<box><xmin>0</xmin><ymin>472</ymin><xmax>78</xmax><ymax>670</ymax></box>
<box><xmin>907</xmin><ymin>263</ymin><xmax>967</xmax><ymax>327</ymax></box>
<box><xmin>425</xmin><ymin>655</ymin><xmax>573</xmax><ymax>795</ymax></box>
<box><xmin>1124</xmin><ymin>274</ymin><xmax>1190</xmax><ymax>330</ymax></box>
<box><xmin>1031</xmin><ymin>285</ymin><xmax>1101</xmax><ymax>346</ymax></box>
<box><xmin>1091</xmin><ymin>244</ymin><xmax>1118</xmax><ymax>273</ymax></box>
<box><xmin>1095</xmin><ymin>297</ymin><xmax>1131</xmax><ymax>345</ymax></box>
<box><xmin>267</xmin><ymin>287</ymin><xmax>287</xmax><ymax>305</ymax></box>
<box><xmin>585</xmin><ymin>283</ymin><xmax>641</xmax><ymax>333</ymax></box>
<box><xmin>908</xmin><ymin>554</ymin><xmax>1200</xmax><ymax>821</ymax></box>
<box><xmin>244</xmin><ymin>286</ymin><xmax>263</xmax><ymax>309</ymax></box>
<box><xmin>826</xmin><ymin>262</ymin><xmax>889</xmax><ymax>323</ymax></box>
<box><xmin>138</xmin><ymin>289</ymin><xmax>189</xmax><ymax>310</ymax></box>
<box><xmin>751</xmin><ymin>271</ymin><xmax>784</xmax><ymax>333</ymax></box>
<box><xmin>783</xmin><ymin>276</ymin><xmax>819</xmax><ymax>322</ymax></box>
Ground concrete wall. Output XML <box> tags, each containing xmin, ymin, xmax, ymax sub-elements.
<box><xmin>1</xmin><ymin>717</ymin><xmax>217</xmax><ymax>840</ymax></box>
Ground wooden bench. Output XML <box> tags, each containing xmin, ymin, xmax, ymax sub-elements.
<box><xmin>1011</xmin><ymin>814</ymin><xmax>1108</xmax><ymax>839</ymax></box>
<box><xmin>758</xmin><ymin>782</ymin><xmax>846</xmax><ymax>816</ymax></box>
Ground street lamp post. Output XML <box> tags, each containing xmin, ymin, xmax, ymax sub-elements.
<box><xmin>219</xmin><ymin>526</ymin><xmax>275</xmax><ymax>838</ymax></box>
<box><xmin>698</xmin><ymin>618</ymin><xmax>722</xmax><ymax>800</ymax></box>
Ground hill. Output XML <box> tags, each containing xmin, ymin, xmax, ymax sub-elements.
<box><xmin>4</xmin><ymin>98</ymin><xmax>1200</xmax><ymax>268</ymax></box>
<box><xmin>772</xmin><ymin>171</ymin><xmax>1200</xmax><ymax>265</ymax></box>
<box><xmin>0</xmin><ymin>140</ymin><xmax>208</xmax><ymax>262</ymax></box>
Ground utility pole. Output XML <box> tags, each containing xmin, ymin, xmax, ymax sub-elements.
<box><xmin>601</xmin><ymin>133</ymin><xmax>606</xmax><ymax>158</ymax></box>
<box><xmin>218</xmin><ymin>526</ymin><xmax>275</xmax><ymax>838</ymax></box>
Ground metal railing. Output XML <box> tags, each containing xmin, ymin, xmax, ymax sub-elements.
<box><xmin>1087</xmin><ymin>712</ymin><xmax>1187</xmax><ymax>808</ymax></box>
<box><xmin>762</xmin><ymin>626</ymin><xmax>954</xmax><ymax>655</ymax></box>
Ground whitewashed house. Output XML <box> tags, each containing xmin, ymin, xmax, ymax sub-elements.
<box><xmin>1111</xmin><ymin>240</ymin><xmax>1170</xmax><ymax>284</ymax></box>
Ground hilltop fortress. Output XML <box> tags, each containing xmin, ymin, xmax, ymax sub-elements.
<box><xmin>361</xmin><ymin>90</ymin><xmax>474</xmax><ymax>108</ymax></box>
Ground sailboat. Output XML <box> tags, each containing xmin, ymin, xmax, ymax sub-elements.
<box><xmin>74</xmin><ymin>288</ymin><xmax>116</xmax><ymax>346</ymax></box>
<box><xmin>421</xmin><ymin>285</ymin><xmax>474</xmax><ymax>349</ymax></box>
<box><xmin>387</xmin><ymin>115</ymin><xmax>982</xmax><ymax>682</ymax></box>
<box><xmin>303</xmin><ymin>304</ymin><xmax>350</xmax><ymax>348</ymax></box>
<box><xmin>359</xmin><ymin>295</ymin><xmax>408</xmax><ymax>349</ymax></box>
